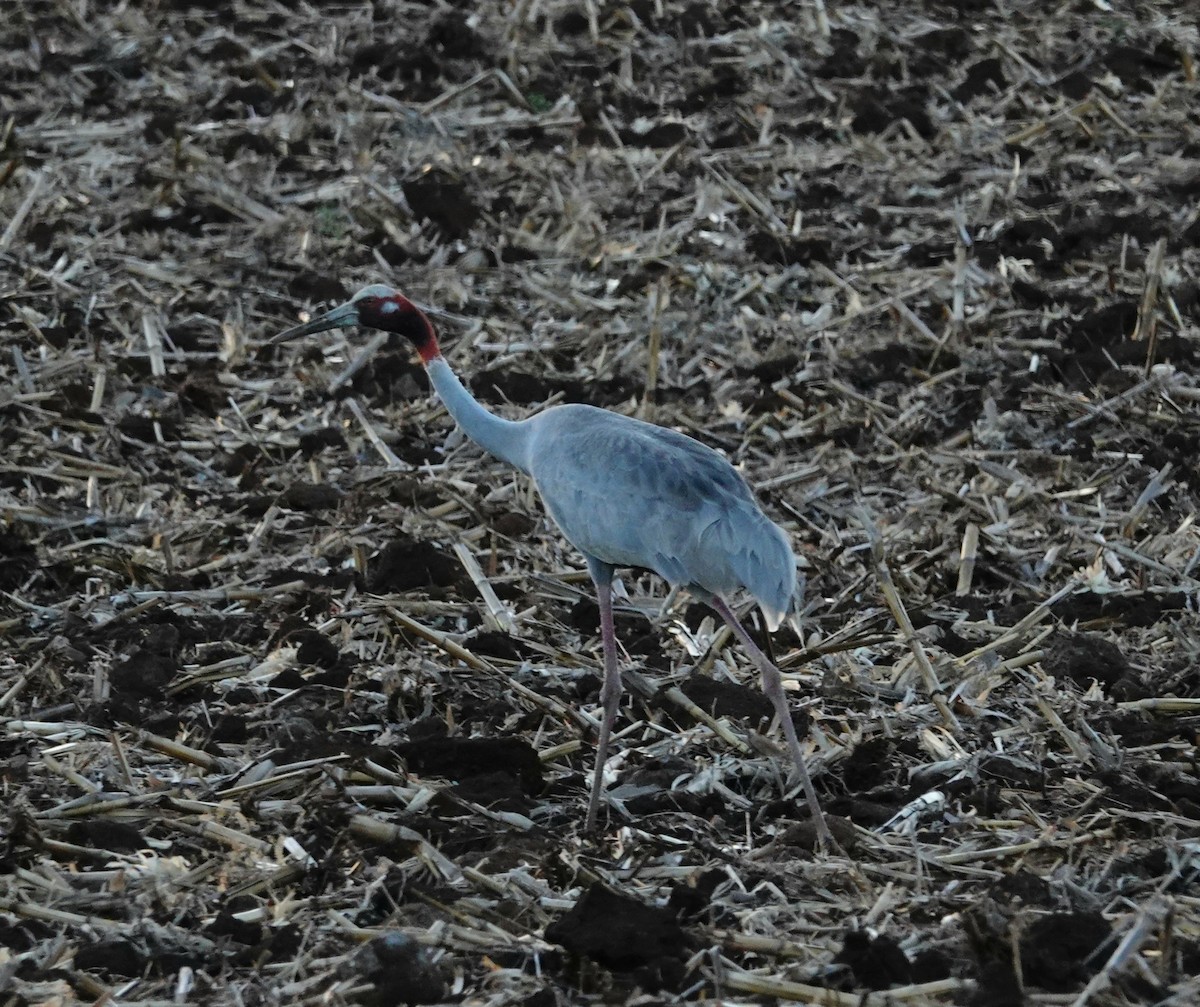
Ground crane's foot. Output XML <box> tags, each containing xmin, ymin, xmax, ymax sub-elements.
<box><xmin>804</xmin><ymin>809</ymin><xmax>850</xmax><ymax>859</ymax></box>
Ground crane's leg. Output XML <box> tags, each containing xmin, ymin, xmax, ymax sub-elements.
<box><xmin>709</xmin><ymin>597</ymin><xmax>836</xmax><ymax>852</ymax></box>
<box><xmin>585</xmin><ymin>557</ymin><xmax>621</xmax><ymax>832</ymax></box>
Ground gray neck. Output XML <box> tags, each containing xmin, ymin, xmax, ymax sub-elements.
<box><xmin>426</xmin><ymin>357</ymin><xmax>532</xmax><ymax>474</ymax></box>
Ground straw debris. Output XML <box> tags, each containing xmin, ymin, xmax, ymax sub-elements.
<box><xmin>2</xmin><ymin>2</ymin><xmax>1198</xmax><ymax>1004</ymax></box>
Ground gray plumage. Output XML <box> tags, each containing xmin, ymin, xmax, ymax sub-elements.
<box><xmin>273</xmin><ymin>283</ymin><xmax>832</xmax><ymax>846</ymax></box>
<box><xmin>524</xmin><ymin>404</ymin><xmax>796</xmax><ymax>629</ymax></box>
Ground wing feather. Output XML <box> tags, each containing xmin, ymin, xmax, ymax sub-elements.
<box><xmin>526</xmin><ymin>405</ymin><xmax>796</xmax><ymax>620</ymax></box>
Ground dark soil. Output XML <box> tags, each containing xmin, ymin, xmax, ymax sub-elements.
<box><xmin>2</xmin><ymin>1</ymin><xmax>1198</xmax><ymax>1005</ymax></box>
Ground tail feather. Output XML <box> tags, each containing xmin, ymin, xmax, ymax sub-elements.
<box><xmin>732</xmin><ymin>511</ymin><xmax>797</xmax><ymax>632</ymax></box>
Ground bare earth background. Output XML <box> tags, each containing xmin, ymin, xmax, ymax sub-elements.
<box><xmin>2</xmin><ymin>1</ymin><xmax>1200</xmax><ymax>1005</ymax></box>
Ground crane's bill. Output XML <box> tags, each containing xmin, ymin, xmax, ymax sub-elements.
<box><xmin>271</xmin><ymin>301</ymin><xmax>358</xmax><ymax>344</ymax></box>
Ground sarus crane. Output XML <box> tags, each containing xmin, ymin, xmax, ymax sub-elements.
<box><xmin>274</xmin><ymin>284</ymin><xmax>831</xmax><ymax>844</ymax></box>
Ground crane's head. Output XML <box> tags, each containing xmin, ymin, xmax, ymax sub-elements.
<box><xmin>272</xmin><ymin>283</ymin><xmax>441</xmax><ymax>362</ymax></box>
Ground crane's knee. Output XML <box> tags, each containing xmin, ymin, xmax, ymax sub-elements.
<box><xmin>601</xmin><ymin>678</ymin><xmax>622</xmax><ymax>709</ymax></box>
<box><xmin>599</xmin><ymin>666</ymin><xmax>624</xmax><ymax>714</ymax></box>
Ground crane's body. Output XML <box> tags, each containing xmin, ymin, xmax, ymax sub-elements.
<box><xmin>430</xmin><ymin>353</ymin><xmax>795</xmax><ymax>624</ymax></box>
<box><xmin>275</xmin><ymin>284</ymin><xmax>830</xmax><ymax>845</ymax></box>
<box><xmin>528</xmin><ymin>406</ymin><xmax>795</xmax><ymax>625</ymax></box>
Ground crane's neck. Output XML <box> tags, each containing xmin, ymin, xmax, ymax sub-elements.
<box><xmin>425</xmin><ymin>356</ymin><xmax>532</xmax><ymax>474</ymax></box>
